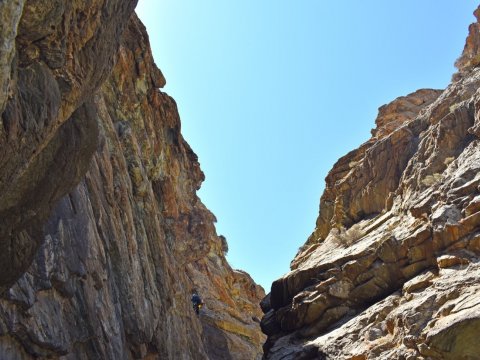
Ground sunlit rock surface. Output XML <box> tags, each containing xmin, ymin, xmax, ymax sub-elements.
<box><xmin>262</xmin><ymin>5</ymin><xmax>480</xmax><ymax>359</ymax></box>
<box><xmin>0</xmin><ymin>2</ymin><xmax>264</xmax><ymax>359</ymax></box>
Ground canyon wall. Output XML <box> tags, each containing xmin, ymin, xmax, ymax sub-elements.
<box><xmin>0</xmin><ymin>1</ymin><xmax>264</xmax><ymax>359</ymax></box>
<box><xmin>261</xmin><ymin>6</ymin><xmax>480</xmax><ymax>360</ymax></box>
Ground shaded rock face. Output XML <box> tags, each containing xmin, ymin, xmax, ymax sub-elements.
<box><xmin>262</xmin><ymin>5</ymin><xmax>480</xmax><ymax>359</ymax></box>
<box><xmin>0</xmin><ymin>2</ymin><xmax>264</xmax><ymax>360</ymax></box>
<box><xmin>0</xmin><ymin>0</ymin><xmax>138</xmax><ymax>294</ymax></box>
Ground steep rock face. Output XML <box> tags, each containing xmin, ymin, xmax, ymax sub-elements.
<box><xmin>262</xmin><ymin>6</ymin><xmax>480</xmax><ymax>359</ymax></box>
<box><xmin>304</xmin><ymin>88</ymin><xmax>442</xmax><ymax>246</ymax></box>
<box><xmin>456</xmin><ymin>6</ymin><xmax>480</xmax><ymax>72</ymax></box>
<box><xmin>0</xmin><ymin>0</ymin><xmax>138</xmax><ymax>294</ymax></box>
<box><xmin>0</xmin><ymin>2</ymin><xmax>264</xmax><ymax>360</ymax></box>
<box><xmin>0</xmin><ymin>0</ymin><xmax>24</xmax><ymax>114</ymax></box>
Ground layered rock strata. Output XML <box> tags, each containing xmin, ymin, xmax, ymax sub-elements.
<box><xmin>0</xmin><ymin>2</ymin><xmax>264</xmax><ymax>359</ymax></box>
<box><xmin>262</xmin><ymin>6</ymin><xmax>480</xmax><ymax>359</ymax></box>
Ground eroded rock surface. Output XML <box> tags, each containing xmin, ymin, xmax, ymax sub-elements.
<box><xmin>0</xmin><ymin>0</ymin><xmax>138</xmax><ymax>295</ymax></box>
<box><xmin>0</xmin><ymin>2</ymin><xmax>264</xmax><ymax>359</ymax></box>
<box><xmin>262</xmin><ymin>6</ymin><xmax>480</xmax><ymax>359</ymax></box>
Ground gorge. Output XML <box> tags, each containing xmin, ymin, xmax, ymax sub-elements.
<box><xmin>1</xmin><ymin>1</ymin><xmax>480</xmax><ymax>360</ymax></box>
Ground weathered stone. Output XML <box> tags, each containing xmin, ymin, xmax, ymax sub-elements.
<box><xmin>402</xmin><ymin>271</ymin><xmax>435</xmax><ymax>293</ymax></box>
<box><xmin>432</xmin><ymin>204</ymin><xmax>462</xmax><ymax>229</ymax></box>
<box><xmin>263</xmin><ymin>5</ymin><xmax>480</xmax><ymax>359</ymax></box>
<box><xmin>261</xmin><ymin>293</ymin><xmax>272</xmax><ymax>313</ymax></box>
<box><xmin>303</xmin><ymin>89</ymin><xmax>441</xmax><ymax>247</ymax></box>
<box><xmin>0</xmin><ymin>0</ymin><xmax>25</xmax><ymax>114</ymax></box>
<box><xmin>328</xmin><ymin>280</ymin><xmax>353</xmax><ymax>299</ymax></box>
<box><xmin>426</xmin><ymin>309</ymin><xmax>480</xmax><ymax>359</ymax></box>
<box><xmin>436</xmin><ymin>254</ymin><xmax>470</xmax><ymax>269</ymax></box>
<box><xmin>0</xmin><ymin>0</ymin><xmax>138</xmax><ymax>293</ymax></box>
<box><xmin>0</xmin><ymin>99</ymin><xmax>98</xmax><ymax>294</ymax></box>
<box><xmin>455</xmin><ymin>6</ymin><xmax>480</xmax><ymax>72</ymax></box>
<box><xmin>402</xmin><ymin>334</ymin><xmax>418</xmax><ymax>349</ymax></box>
<box><xmin>464</xmin><ymin>194</ymin><xmax>480</xmax><ymax>216</ymax></box>
<box><xmin>261</xmin><ymin>310</ymin><xmax>281</xmax><ymax>336</ymax></box>
<box><xmin>372</xmin><ymin>89</ymin><xmax>442</xmax><ymax>139</ymax></box>
<box><xmin>0</xmin><ymin>3</ymin><xmax>264</xmax><ymax>360</ymax></box>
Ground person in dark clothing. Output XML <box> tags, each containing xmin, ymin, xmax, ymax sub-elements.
<box><xmin>191</xmin><ymin>292</ymin><xmax>203</xmax><ymax>315</ymax></box>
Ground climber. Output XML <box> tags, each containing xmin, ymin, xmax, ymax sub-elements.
<box><xmin>191</xmin><ymin>291</ymin><xmax>203</xmax><ymax>315</ymax></box>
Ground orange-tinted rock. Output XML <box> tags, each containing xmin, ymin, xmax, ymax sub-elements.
<box><xmin>264</xmin><ymin>5</ymin><xmax>480</xmax><ymax>359</ymax></box>
<box><xmin>455</xmin><ymin>6</ymin><xmax>480</xmax><ymax>72</ymax></box>
<box><xmin>372</xmin><ymin>89</ymin><xmax>442</xmax><ymax>140</ymax></box>
<box><xmin>437</xmin><ymin>254</ymin><xmax>470</xmax><ymax>268</ymax></box>
<box><xmin>302</xmin><ymin>89</ymin><xmax>440</xmax><ymax>249</ymax></box>
<box><xmin>0</xmin><ymin>0</ymin><xmax>138</xmax><ymax>294</ymax></box>
<box><xmin>0</xmin><ymin>3</ymin><xmax>264</xmax><ymax>359</ymax></box>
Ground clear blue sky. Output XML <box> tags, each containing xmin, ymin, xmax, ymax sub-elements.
<box><xmin>135</xmin><ymin>1</ymin><xmax>478</xmax><ymax>291</ymax></box>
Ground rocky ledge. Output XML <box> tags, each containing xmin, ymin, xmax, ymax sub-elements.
<box><xmin>261</xmin><ymin>5</ymin><xmax>480</xmax><ymax>360</ymax></box>
<box><xmin>0</xmin><ymin>1</ymin><xmax>264</xmax><ymax>359</ymax></box>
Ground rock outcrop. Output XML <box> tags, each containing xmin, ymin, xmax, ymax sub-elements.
<box><xmin>262</xmin><ymin>5</ymin><xmax>480</xmax><ymax>359</ymax></box>
<box><xmin>0</xmin><ymin>2</ymin><xmax>264</xmax><ymax>359</ymax></box>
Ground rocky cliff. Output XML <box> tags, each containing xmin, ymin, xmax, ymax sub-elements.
<box><xmin>261</xmin><ymin>6</ymin><xmax>480</xmax><ymax>360</ymax></box>
<box><xmin>0</xmin><ymin>1</ymin><xmax>264</xmax><ymax>359</ymax></box>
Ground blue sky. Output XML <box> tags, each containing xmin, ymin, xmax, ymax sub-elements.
<box><xmin>135</xmin><ymin>1</ymin><xmax>478</xmax><ymax>291</ymax></box>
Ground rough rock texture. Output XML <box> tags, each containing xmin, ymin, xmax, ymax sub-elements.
<box><xmin>456</xmin><ymin>6</ymin><xmax>480</xmax><ymax>72</ymax></box>
<box><xmin>0</xmin><ymin>2</ymin><xmax>264</xmax><ymax>359</ymax></box>
<box><xmin>262</xmin><ymin>6</ymin><xmax>480</xmax><ymax>359</ymax></box>
<box><xmin>0</xmin><ymin>0</ymin><xmax>25</xmax><ymax>114</ymax></box>
<box><xmin>0</xmin><ymin>0</ymin><xmax>138</xmax><ymax>295</ymax></box>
